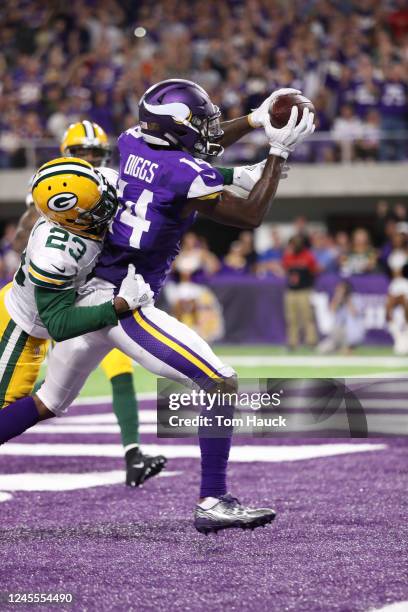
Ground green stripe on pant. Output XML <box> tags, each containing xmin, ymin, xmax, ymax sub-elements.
<box><xmin>0</xmin><ymin>319</ymin><xmax>17</xmax><ymax>362</ymax></box>
<box><xmin>0</xmin><ymin>326</ymin><xmax>29</xmax><ymax>408</ymax></box>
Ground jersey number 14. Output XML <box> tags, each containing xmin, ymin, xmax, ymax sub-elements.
<box><xmin>116</xmin><ymin>189</ymin><xmax>153</xmax><ymax>249</ymax></box>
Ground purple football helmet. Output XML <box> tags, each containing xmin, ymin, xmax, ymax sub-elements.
<box><xmin>139</xmin><ymin>79</ymin><xmax>224</xmax><ymax>156</ymax></box>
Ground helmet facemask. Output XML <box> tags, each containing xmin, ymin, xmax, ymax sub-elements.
<box><xmin>191</xmin><ymin>107</ymin><xmax>224</xmax><ymax>157</ymax></box>
<box><xmin>66</xmin><ymin>145</ymin><xmax>111</xmax><ymax>167</ymax></box>
<box><xmin>74</xmin><ymin>175</ymin><xmax>117</xmax><ymax>236</ymax></box>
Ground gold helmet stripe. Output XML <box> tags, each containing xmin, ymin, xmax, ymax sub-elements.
<box><xmin>82</xmin><ymin>120</ymin><xmax>96</xmax><ymax>139</ymax></box>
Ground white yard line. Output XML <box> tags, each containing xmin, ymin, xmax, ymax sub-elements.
<box><xmin>217</xmin><ymin>355</ymin><xmax>408</xmax><ymax>368</ymax></box>
<box><xmin>46</xmin><ymin>396</ymin><xmax>408</xmax><ymax>428</ymax></box>
<box><xmin>0</xmin><ymin>471</ymin><xmax>180</xmax><ymax>492</ymax></box>
<box><xmin>73</xmin><ymin>391</ymin><xmax>156</xmax><ymax>406</ymax></box>
<box><xmin>0</xmin><ymin>443</ymin><xmax>386</xmax><ymax>462</ymax></box>
<box><xmin>72</xmin><ymin>355</ymin><xmax>407</xmax><ymax>407</ymax></box>
<box><xmin>370</xmin><ymin>603</ymin><xmax>408</xmax><ymax>612</ymax></box>
<box><xmin>59</xmin><ymin>411</ymin><xmax>157</xmax><ymax>423</ymax></box>
<box><xmin>30</xmin><ymin>424</ymin><xmax>157</xmax><ymax>434</ymax></box>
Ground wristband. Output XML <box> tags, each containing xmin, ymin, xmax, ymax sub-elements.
<box><xmin>247</xmin><ymin>113</ymin><xmax>258</xmax><ymax>129</ymax></box>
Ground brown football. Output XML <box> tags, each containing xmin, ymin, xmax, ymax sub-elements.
<box><xmin>269</xmin><ymin>93</ymin><xmax>315</xmax><ymax>128</ymax></box>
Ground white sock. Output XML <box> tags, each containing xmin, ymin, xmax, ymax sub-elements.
<box><xmin>198</xmin><ymin>497</ymin><xmax>220</xmax><ymax>510</ymax></box>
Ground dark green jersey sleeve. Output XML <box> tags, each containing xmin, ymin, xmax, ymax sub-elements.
<box><xmin>217</xmin><ymin>167</ymin><xmax>234</xmax><ymax>185</ymax></box>
<box><xmin>35</xmin><ymin>287</ymin><xmax>118</xmax><ymax>342</ymax></box>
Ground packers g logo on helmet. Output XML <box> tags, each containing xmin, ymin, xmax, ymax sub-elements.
<box><xmin>32</xmin><ymin>157</ymin><xmax>117</xmax><ymax>241</ymax></box>
<box><xmin>47</xmin><ymin>192</ymin><xmax>78</xmax><ymax>212</ymax></box>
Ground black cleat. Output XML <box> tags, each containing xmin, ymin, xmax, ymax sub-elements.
<box><xmin>194</xmin><ymin>494</ymin><xmax>276</xmax><ymax>534</ymax></box>
<box><xmin>125</xmin><ymin>447</ymin><xmax>167</xmax><ymax>487</ymax></box>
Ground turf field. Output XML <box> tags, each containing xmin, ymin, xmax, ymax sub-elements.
<box><xmin>76</xmin><ymin>344</ymin><xmax>408</xmax><ymax>396</ymax></box>
<box><xmin>0</xmin><ymin>345</ymin><xmax>407</xmax><ymax>611</ymax></box>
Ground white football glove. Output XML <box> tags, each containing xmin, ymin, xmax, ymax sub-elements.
<box><xmin>233</xmin><ymin>160</ymin><xmax>266</xmax><ymax>191</ymax></box>
<box><xmin>266</xmin><ymin>106</ymin><xmax>315</xmax><ymax>160</ymax></box>
<box><xmin>248</xmin><ymin>88</ymin><xmax>301</xmax><ymax>128</ymax></box>
<box><xmin>233</xmin><ymin>160</ymin><xmax>290</xmax><ymax>191</ymax></box>
<box><xmin>118</xmin><ymin>264</ymin><xmax>154</xmax><ymax>310</ymax></box>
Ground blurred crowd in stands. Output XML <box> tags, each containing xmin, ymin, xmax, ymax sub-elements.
<box><xmin>171</xmin><ymin>199</ymin><xmax>408</xmax><ymax>283</ymax></box>
<box><xmin>0</xmin><ymin>199</ymin><xmax>407</xmax><ymax>284</ymax></box>
<box><xmin>1</xmin><ymin>200</ymin><xmax>407</xmax><ymax>350</ymax></box>
<box><xmin>0</xmin><ymin>222</ymin><xmax>20</xmax><ymax>282</ymax></box>
<box><xmin>167</xmin><ymin>199</ymin><xmax>408</xmax><ymax>349</ymax></box>
<box><xmin>1</xmin><ymin>0</ymin><xmax>408</xmax><ymax>166</ymax></box>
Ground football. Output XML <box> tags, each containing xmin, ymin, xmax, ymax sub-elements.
<box><xmin>269</xmin><ymin>93</ymin><xmax>316</xmax><ymax>128</ymax></box>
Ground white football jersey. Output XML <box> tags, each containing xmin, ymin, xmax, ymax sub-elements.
<box><xmin>5</xmin><ymin>218</ymin><xmax>102</xmax><ymax>338</ymax></box>
<box><xmin>6</xmin><ymin>166</ymin><xmax>118</xmax><ymax>339</ymax></box>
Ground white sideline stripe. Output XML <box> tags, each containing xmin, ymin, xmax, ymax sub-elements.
<box><xmin>73</xmin><ymin>391</ymin><xmax>156</xmax><ymax>406</ymax></box>
<box><xmin>0</xmin><ymin>443</ymin><xmax>385</xmax><ymax>462</ymax></box>
<box><xmin>32</xmin><ymin>424</ymin><xmax>157</xmax><ymax>434</ymax></box>
<box><xmin>73</xmin><ymin>392</ymin><xmax>408</xmax><ymax>411</ymax></box>
<box><xmin>41</xmin><ymin>395</ymin><xmax>408</xmax><ymax>432</ymax></box>
<box><xmin>0</xmin><ymin>492</ymin><xmax>12</xmax><ymax>503</ymax></box>
<box><xmin>350</xmin><ymin>371</ymin><xmax>408</xmax><ymax>379</ymax></box>
<box><xmin>370</xmin><ymin>603</ymin><xmax>408</xmax><ymax>612</ymax></box>
<box><xmin>71</xmin><ymin>358</ymin><xmax>407</xmax><ymax>408</ymax></box>
<box><xmin>0</xmin><ymin>471</ymin><xmax>180</xmax><ymax>492</ymax></box>
<box><xmin>218</xmin><ymin>355</ymin><xmax>408</xmax><ymax>367</ymax></box>
<box><xmin>61</xmin><ymin>411</ymin><xmax>157</xmax><ymax>424</ymax></box>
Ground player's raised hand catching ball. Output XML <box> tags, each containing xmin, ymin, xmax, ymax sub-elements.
<box><xmin>266</xmin><ymin>105</ymin><xmax>315</xmax><ymax>159</ymax></box>
<box><xmin>248</xmin><ymin>88</ymin><xmax>302</xmax><ymax>128</ymax></box>
<box><xmin>248</xmin><ymin>89</ymin><xmax>316</xmax><ymax>159</ymax></box>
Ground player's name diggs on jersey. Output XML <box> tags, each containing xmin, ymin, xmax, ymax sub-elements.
<box><xmin>123</xmin><ymin>154</ymin><xmax>158</xmax><ymax>183</ymax></box>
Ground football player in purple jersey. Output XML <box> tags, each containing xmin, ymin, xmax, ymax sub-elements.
<box><xmin>0</xmin><ymin>80</ymin><xmax>315</xmax><ymax>533</ymax></box>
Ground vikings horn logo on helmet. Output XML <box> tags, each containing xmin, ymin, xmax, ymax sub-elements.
<box><xmin>139</xmin><ymin>79</ymin><xmax>224</xmax><ymax>156</ymax></box>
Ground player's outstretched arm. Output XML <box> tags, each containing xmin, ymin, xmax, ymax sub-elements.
<box><xmin>186</xmin><ymin>106</ymin><xmax>315</xmax><ymax>229</ymax></box>
<box><xmin>219</xmin><ymin>115</ymin><xmax>257</xmax><ymax>149</ymax></box>
<box><xmin>219</xmin><ymin>87</ymin><xmax>301</xmax><ymax>148</ymax></box>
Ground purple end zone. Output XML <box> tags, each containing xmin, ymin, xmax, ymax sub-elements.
<box><xmin>0</xmin><ymin>398</ymin><xmax>406</xmax><ymax>611</ymax></box>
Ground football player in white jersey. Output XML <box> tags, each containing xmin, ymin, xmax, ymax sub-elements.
<box><xmin>0</xmin><ymin>157</ymin><xmax>154</xmax><ymax>441</ymax></box>
<box><xmin>12</xmin><ymin>121</ymin><xmax>167</xmax><ymax>487</ymax></box>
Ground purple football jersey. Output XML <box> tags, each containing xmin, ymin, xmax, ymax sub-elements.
<box><xmin>94</xmin><ymin>128</ymin><xmax>224</xmax><ymax>296</ymax></box>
